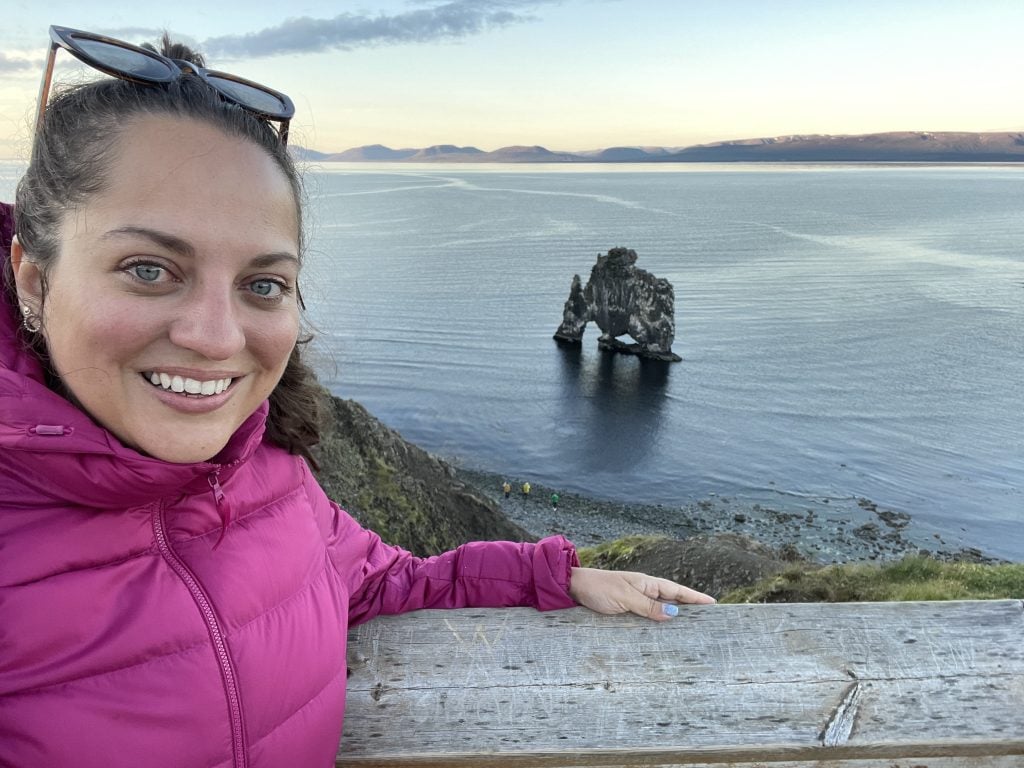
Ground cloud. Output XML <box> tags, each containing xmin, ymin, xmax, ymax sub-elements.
<box><xmin>0</xmin><ymin>53</ymin><xmax>35</xmax><ymax>74</ymax></box>
<box><xmin>202</xmin><ymin>0</ymin><xmax>554</xmax><ymax>59</ymax></box>
<box><xmin>101</xmin><ymin>27</ymin><xmax>204</xmax><ymax>49</ymax></box>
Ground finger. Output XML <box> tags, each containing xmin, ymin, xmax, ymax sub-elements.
<box><xmin>623</xmin><ymin>576</ymin><xmax>716</xmax><ymax>621</ymax></box>
<box><xmin>644</xmin><ymin>576</ymin><xmax>716</xmax><ymax>605</ymax></box>
<box><xmin>621</xmin><ymin>576</ymin><xmax>695</xmax><ymax>622</ymax></box>
<box><xmin>623</xmin><ymin>591</ymin><xmax>675</xmax><ymax>622</ymax></box>
<box><xmin>650</xmin><ymin>598</ymin><xmax>678</xmax><ymax>621</ymax></box>
<box><xmin>666</xmin><ymin>583</ymin><xmax>717</xmax><ymax>605</ymax></box>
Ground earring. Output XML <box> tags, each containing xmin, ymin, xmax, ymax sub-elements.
<box><xmin>20</xmin><ymin>304</ymin><xmax>42</xmax><ymax>333</ymax></box>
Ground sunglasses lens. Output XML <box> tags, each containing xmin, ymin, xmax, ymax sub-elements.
<box><xmin>74</xmin><ymin>37</ymin><xmax>174</xmax><ymax>81</ymax></box>
<box><xmin>206</xmin><ymin>75</ymin><xmax>290</xmax><ymax>117</ymax></box>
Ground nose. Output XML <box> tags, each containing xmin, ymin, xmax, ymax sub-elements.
<box><xmin>167</xmin><ymin>284</ymin><xmax>246</xmax><ymax>360</ymax></box>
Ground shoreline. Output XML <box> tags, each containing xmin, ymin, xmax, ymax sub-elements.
<box><xmin>453</xmin><ymin>465</ymin><xmax>1006</xmax><ymax>565</ymax></box>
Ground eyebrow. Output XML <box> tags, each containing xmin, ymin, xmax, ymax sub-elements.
<box><xmin>101</xmin><ymin>226</ymin><xmax>299</xmax><ymax>268</ymax></box>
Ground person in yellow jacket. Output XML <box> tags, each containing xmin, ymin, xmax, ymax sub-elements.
<box><xmin>521</xmin><ymin>481</ymin><xmax>531</xmax><ymax>498</ymax></box>
<box><xmin>502</xmin><ymin>481</ymin><xmax>511</xmax><ymax>499</ymax></box>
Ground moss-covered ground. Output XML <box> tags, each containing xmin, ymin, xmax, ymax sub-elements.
<box><xmin>578</xmin><ymin>535</ymin><xmax>661</xmax><ymax>569</ymax></box>
<box><xmin>720</xmin><ymin>554</ymin><xmax>1024</xmax><ymax>603</ymax></box>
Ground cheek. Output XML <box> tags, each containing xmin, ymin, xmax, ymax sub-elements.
<box><xmin>44</xmin><ymin>291</ymin><xmax>148</xmax><ymax>369</ymax></box>
<box><xmin>249</xmin><ymin>313</ymin><xmax>301</xmax><ymax>375</ymax></box>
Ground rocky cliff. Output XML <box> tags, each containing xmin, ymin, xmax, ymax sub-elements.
<box><xmin>312</xmin><ymin>392</ymin><xmax>530</xmax><ymax>556</ymax></box>
<box><xmin>554</xmin><ymin>247</ymin><xmax>681</xmax><ymax>362</ymax></box>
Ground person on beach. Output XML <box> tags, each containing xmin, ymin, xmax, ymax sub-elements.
<box><xmin>502</xmin><ymin>480</ymin><xmax>512</xmax><ymax>498</ymax></box>
<box><xmin>0</xmin><ymin>26</ymin><xmax>715</xmax><ymax>767</ymax></box>
<box><xmin>522</xmin><ymin>480</ymin><xmax>532</xmax><ymax>497</ymax></box>
<box><xmin>551</xmin><ymin>492</ymin><xmax>560</xmax><ymax>511</ymax></box>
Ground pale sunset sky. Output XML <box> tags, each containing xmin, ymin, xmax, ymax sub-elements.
<box><xmin>1</xmin><ymin>0</ymin><xmax>1021</xmax><ymax>159</ymax></box>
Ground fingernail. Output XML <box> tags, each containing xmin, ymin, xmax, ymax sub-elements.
<box><xmin>662</xmin><ymin>603</ymin><xmax>679</xmax><ymax>618</ymax></box>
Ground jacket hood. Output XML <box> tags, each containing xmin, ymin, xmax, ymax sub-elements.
<box><xmin>0</xmin><ymin>202</ymin><xmax>268</xmax><ymax>510</ymax></box>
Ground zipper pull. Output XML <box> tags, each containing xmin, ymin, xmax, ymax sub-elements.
<box><xmin>209</xmin><ymin>472</ymin><xmax>233</xmax><ymax>548</ymax></box>
<box><xmin>31</xmin><ymin>424</ymin><xmax>69</xmax><ymax>436</ymax></box>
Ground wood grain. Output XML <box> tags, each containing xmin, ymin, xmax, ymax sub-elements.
<box><xmin>338</xmin><ymin>600</ymin><xmax>1024</xmax><ymax>766</ymax></box>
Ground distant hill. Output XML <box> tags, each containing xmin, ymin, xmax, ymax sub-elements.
<box><xmin>326</xmin><ymin>144</ymin><xmax>418</xmax><ymax>161</ymax></box>
<box><xmin>663</xmin><ymin>132</ymin><xmax>1024</xmax><ymax>162</ymax></box>
<box><xmin>408</xmin><ymin>144</ymin><xmax>485</xmax><ymax>161</ymax></box>
<box><xmin>480</xmin><ymin>145</ymin><xmax>581</xmax><ymax>162</ymax></box>
<box><xmin>299</xmin><ymin>131</ymin><xmax>1024</xmax><ymax>163</ymax></box>
<box><xmin>588</xmin><ymin>146</ymin><xmax>670</xmax><ymax>162</ymax></box>
<box><xmin>372</xmin><ymin>144</ymin><xmax>579</xmax><ymax>163</ymax></box>
<box><xmin>289</xmin><ymin>146</ymin><xmax>330</xmax><ymax>161</ymax></box>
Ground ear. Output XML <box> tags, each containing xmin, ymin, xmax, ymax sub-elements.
<box><xmin>10</xmin><ymin>236</ymin><xmax>44</xmax><ymax>310</ymax></box>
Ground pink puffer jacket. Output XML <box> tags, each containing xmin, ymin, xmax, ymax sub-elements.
<box><xmin>0</xmin><ymin>203</ymin><xmax>579</xmax><ymax>767</ymax></box>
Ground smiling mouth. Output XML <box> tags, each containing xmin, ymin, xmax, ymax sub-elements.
<box><xmin>142</xmin><ymin>371</ymin><xmax>235</xmax><ymax>397</ymax></box>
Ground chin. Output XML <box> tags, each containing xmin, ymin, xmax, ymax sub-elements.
<box><xmin>132</xmin><ymin>433</ymin><xmax>232</xmax><ymax>465</ymax></box>
<box><xmin>163</xmin><ymin>448</ymin><xmax>226</xmax><ymax>464</ymax></box>
<box><xmin>150</xmin><ymin>448</ymin><xmax>225</xmax><ymax>465</ymax></box>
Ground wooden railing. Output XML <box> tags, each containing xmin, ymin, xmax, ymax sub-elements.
<box><xmin>339</xmin><ymin>600</ymin><xmax>1024</xmax><ymax>767</ymax></box>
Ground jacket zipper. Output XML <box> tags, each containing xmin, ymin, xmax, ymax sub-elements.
<box><xmin>209</xmin><ymin>471</ymin><xmax>233</xmax><ymax>548</ymax></box>
<box><xmin>154</xmin><ymin>507</ymin><xmax>247</xmax><ymax>768</ymax></box>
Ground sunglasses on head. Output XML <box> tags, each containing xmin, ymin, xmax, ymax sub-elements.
<box><xmin>37</xmin><ymin>25</ymin><xmax>294</xmax><ymax>144</ymax></box>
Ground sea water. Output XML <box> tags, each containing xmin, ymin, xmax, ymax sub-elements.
<box><xmin>300</xmin><ymin>163</ymin><xmax>1024</xmax><ymax>560</ymax></box>
<box><xmin>3</xmin><ymin>162</ymin><xmax>1021</xmax><ymax>559</ymax></box>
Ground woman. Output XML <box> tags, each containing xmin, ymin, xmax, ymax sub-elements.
<box><xmin>0</xmin><ymin>27</ymin><xmax>714</xmax><ymax>767</ymax></box>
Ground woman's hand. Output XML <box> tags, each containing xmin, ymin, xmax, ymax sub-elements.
<box><xmin>569</xmin><ymin>567</ymin><xmax>716</xmax><ymax>621</ymax></box>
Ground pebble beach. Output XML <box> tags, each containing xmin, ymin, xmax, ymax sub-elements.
<box><xmin>454</xmin><ymin>466</ymin><xmax>1004</xmax><ymax>564</ymax></box>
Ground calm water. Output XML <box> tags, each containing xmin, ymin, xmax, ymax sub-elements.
<box><xmin>3</xmin><ymin>162</ymin><xmax>1022</xmax><ymax>559</ymax></box>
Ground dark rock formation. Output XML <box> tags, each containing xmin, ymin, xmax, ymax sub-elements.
<box><xmin>312</xmin><ymin>391</ymin><xmax>531</xmax><ymax>556</ymax></box>
<box><xmin>554</xmin><ymin>247</ymin><xmax>681</xmax><ymax>362</ymax></box>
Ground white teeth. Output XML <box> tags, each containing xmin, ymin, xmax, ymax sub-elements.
<box><xmin>145</xmin><ymin>372</ymin><xmax>233</xmax><ymax>397</ymax></box>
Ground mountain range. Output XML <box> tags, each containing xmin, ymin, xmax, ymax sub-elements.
<box><xmin>293</xmin><ymin>132</ymin><xmax>1024</xmax><ymax>163</ymax></box>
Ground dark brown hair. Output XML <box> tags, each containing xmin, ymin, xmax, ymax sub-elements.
<box><xmin>9</xmin><ymin>36</ymin><xmax>322</xmax><ymax>464</ymax></box>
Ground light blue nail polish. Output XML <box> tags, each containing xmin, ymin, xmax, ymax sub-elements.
<box><xmin>662</xmin><ymin>603</ymin><xmax>679</xmax><ymax>618</ymax></box>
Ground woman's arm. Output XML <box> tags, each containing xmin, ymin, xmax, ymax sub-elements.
<box><xmin>330</xmin><ymin>501</ymin><xmax>579</xmax><ymax>625</ymax></box>
<box><xmin>322</xmin><ymin>494</ymin><xmax>713</xmax><ymax>626</ymax></box>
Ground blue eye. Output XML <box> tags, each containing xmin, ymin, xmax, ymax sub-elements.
<box><xmin>132</xmin><ymin>264</ymin><xmax>164</xmax><ymax>282</ymax></box>
<box><xmin>250</xmin><ymin>279</ymin><xmax>282</xmax><ymax>298</ymax></box>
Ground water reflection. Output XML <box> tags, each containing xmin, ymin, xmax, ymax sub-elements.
<box><xmin>555</xmin><ymin>343</ymin><xmax>671</xmax><ymax>472</ymax></box>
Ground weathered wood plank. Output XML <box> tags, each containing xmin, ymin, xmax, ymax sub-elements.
<box><xmin>336</xmin><ymin>754</ymin><xmax>1024</xmax><ymax>768</ymax></box>
<box><xmin>338</xmin><ymin>601</ymin><xmax>1024</xmax><ymax>766</ymax></box>
<box><xmin>549</xmin><ymin>759</ymin><xmax>1024</xmax><ymax>768</ymax></box>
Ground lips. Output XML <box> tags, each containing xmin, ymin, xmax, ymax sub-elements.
<box><xmin>143</xmin><ymin>371</ymin><xmax>234</xmax><ymax>397</ymax></box>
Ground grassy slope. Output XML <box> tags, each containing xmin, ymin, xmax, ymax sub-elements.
<box><xmin>313</xmin><ymin>393</ymin><xmax>531</xmax><ymax>556</ymax></box>
<box><xmin>720</xmin><ymin>555</ymin><xmax>1024</xmax><ymax>603</ymax></box>
<box><xmin>579</xmin><ymin>537</ymin><xmax>1024</xmax><ymax>603</ymax></box>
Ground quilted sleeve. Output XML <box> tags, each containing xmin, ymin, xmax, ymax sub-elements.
<box><xmin>324</xmin><ymin>501</ymin><xmax>579</xmax><ymax>627</ymax></box>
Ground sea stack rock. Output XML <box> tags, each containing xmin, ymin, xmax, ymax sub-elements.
<box><xmin>554</xmin><ymin>247</ymin><xmax>681</xmax><ymax>362</ymax></box>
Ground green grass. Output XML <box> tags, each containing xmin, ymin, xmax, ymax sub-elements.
<box><xmin>577</xmin><ymin>535</ymin><xmax>666</xmax><ymax>569</ymax></box>
<box><xmin>721</xmin><ymin>554</ymin><xmax>1024</xmax><ymax>603</ymax></box>
<box><xmin>354</xmin><ymin>457</ymin><xmax>436</xmax><ymax>549</ymax></box>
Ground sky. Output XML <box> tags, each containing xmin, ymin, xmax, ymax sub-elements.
<box><xmin>1</xmin><ymin>0</ymin><xmax>1022</xmax><ymax>158</ymax></box>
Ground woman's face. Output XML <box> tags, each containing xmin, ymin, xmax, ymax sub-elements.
<box><xmin>14</xmin><ymin>116</ymin><xmax>301</xmax><ymax>463</ymax></box>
